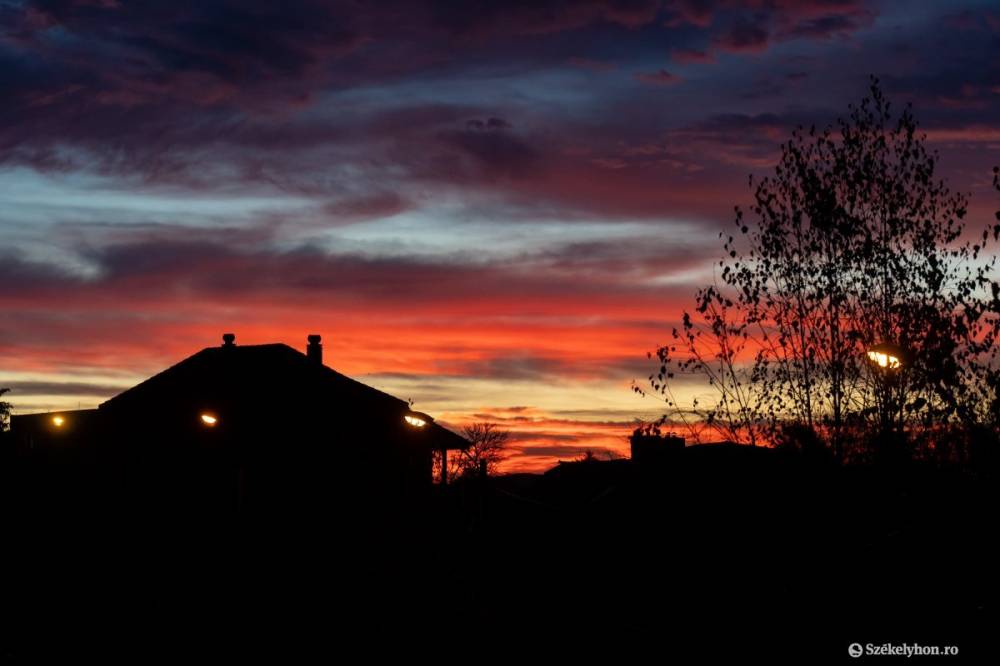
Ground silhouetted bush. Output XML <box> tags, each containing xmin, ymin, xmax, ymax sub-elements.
<box><xmin>775</xmin><ymin>423</ymin><xmax>833</xmax><ymax>464</ymax></box>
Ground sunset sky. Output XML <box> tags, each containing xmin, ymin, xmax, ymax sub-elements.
<box><xmin>1</xmin><ymin>0</ymin><xmax>998</xmax><ymax>471</ymax></box>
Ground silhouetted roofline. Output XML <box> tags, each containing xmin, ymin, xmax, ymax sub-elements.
<box><xmin>99</xmin><ymin>343</ymin><xmax>407</xmax><ymax>411</ymax></box>
<box><xmin>11</xmin><ymin>408</ymin><xmax>99</xmax><ymax>421</ymax></box>
<box><xmin>95</xmin><ymin>341</ymin><xmax>468</xmax><ymax>450</ymax></box>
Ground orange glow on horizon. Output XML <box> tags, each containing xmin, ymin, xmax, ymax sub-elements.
<box><xmin>0</xmin><ymin>305</ymin><xmax>690</xmax><ymax>473</ymax></box>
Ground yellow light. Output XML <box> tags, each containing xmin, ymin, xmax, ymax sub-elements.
<box><xmin>200</xmin><ymin>413</ymin><xmax>218</xmax><ymax>426</ymax></box>
<box><xmin>867</xmin><ymin>350</ymin><xmax>901</xmax><ymax>369</ymax></box>
<box><xmin>52</xmin><ymin>416</ymin><xmax>65</xmax><ymax>427</ymax></box>
<box><xmin>404</xmin><ymin>415</ymin><xmax>427</xmax><ymax>428</ymax></box>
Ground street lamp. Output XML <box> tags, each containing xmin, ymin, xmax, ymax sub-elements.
<box><xmin>200</xmin><ymin>412</ymin><xmax>219</xmax><ymax>427</ymax></box>
<box><xmin>866</xmin><ymin>340</ymin><xmax>910</xmax><ymax>464</ymax></box>
<box><xmin>866</xmin><ymin>341</ymin><xmax>907</xmax><ymax>370</ymax></box>
<box><xmin>52</xmin><ymin>415</ymin><xmax>65</xmax><ymax>428</ymax></box>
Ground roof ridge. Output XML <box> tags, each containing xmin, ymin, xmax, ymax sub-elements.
<box><xmin>99</xmin><ymin>340</ymin><xmax>409</xmax><ymax>410</ymax></box>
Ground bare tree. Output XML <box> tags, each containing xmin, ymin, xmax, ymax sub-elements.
<box><xmin>453</xmin><ymin>422</ymin><xmax>509</xmax><ymax>480</ymax></box>
<box><xmin>431</xmin><ymin>422</ymin><xmax>510</xmax><ymax>483</ymax></box>
<box><xmin>643</xmin><ymin>78</ymin><xmax>1000</xmax><ymax>461</ymax></box>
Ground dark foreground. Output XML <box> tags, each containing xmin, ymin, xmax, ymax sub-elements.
<box><xmin>3</xmin><ymin>444</ymin><xmax>995</xmax><ymax>662</ymax></box>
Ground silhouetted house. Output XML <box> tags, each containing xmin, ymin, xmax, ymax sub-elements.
<box><xmin>544</xmin><ymin>457</ymin><xmax>631</xmax><ymax>481</ymax></box>
<box><xmin>11</xmin><ymin>334</ymin><xmax>467</xmax><ymax>522</ymax></box>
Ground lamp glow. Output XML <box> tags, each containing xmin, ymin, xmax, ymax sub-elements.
<box><xmin>866</xmin><ymin>350</ymin><xmax>901</xmax><ymax>369</ymax></box>
<box><xmin>866</xmin><ymin>342</ymin><xmax>906</xmax><ymax>370</ymax></box>
<box><xmin>404</xmin><ymin>415</ymin><xmax>427</xmax><ymax>428</ymax></box>
<box><xmin>52</xmin><ymin>416</ymin><xmax>65</xmax><ymax>427</ymax></box>
<box><xmin>200</xmin><ymin>413</ymin><xmax>218</xmax><ymax>426</ymax></box>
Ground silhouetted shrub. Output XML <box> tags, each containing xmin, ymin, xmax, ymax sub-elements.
<box><xmin>775</xmin><ymin>423</ymin><xmax>833</xmax><ymax>464</ymax></box>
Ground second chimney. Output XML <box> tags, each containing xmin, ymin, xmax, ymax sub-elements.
<box><xmin>307</xmin><ymin>334</ymin><xmax>323</xmax><ymax>365</ymax></box>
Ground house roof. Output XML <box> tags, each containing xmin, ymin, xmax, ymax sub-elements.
<box><xmin>99</xmin><ymin>341</ymin><xmax>468</xmax><ymax>450</ymax></box>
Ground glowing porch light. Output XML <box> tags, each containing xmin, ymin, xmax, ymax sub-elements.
<box><xmin>200</xmin><ymin>413</ymin><xmax>218</xmax><ymax>426</ymax></box>
<box><xmin>52</xmin><ymin>415</ymin><xmax>65</xmax><ymax>427</ymax></box>
<box><xmin>404</xmin><ymin>415</ymin><xmax>427</xmax><ymax>428</ymax></box>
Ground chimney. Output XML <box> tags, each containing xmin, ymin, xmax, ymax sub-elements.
<box><xmin>222</xmin><ymin>333</ymin><xmax>236</xmax><ymax>347</ymax></box>
<box><xmin>307</xmin><ymin>334</ymin><xmax>323</xmax><ymax>365</ymax></box>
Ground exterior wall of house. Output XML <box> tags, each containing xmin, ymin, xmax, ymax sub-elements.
<box><xmin>9</xmin><ymin>403</ymin><xmax>438</xmax><ymax>526</ymax></box>
<box><xmin>11</xmin><ymin>410</ymin><xmax>102</xmax><ymax>454</ymax></box>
